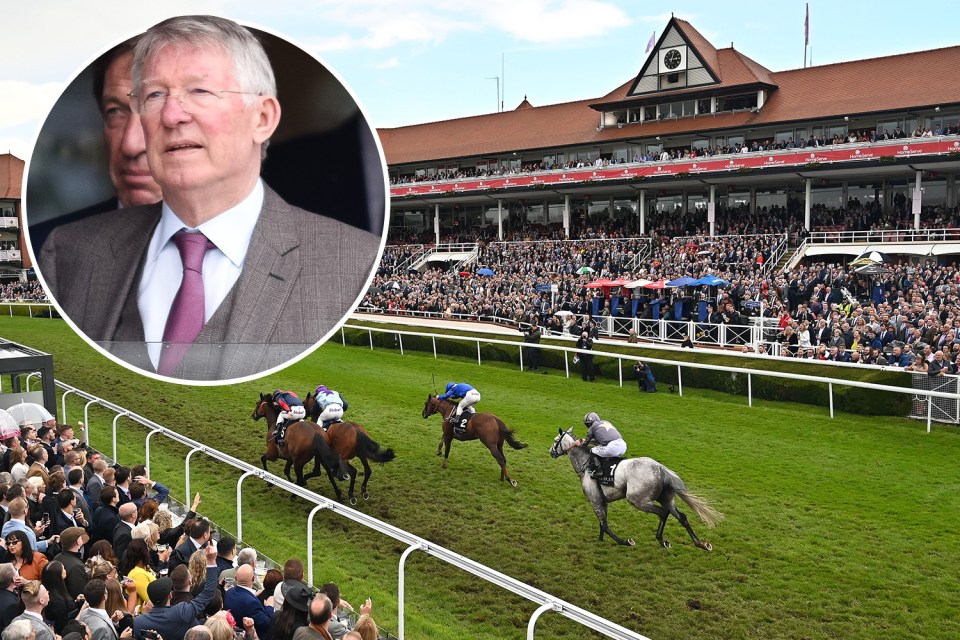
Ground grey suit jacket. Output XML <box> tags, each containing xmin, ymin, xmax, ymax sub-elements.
<box><xmin>79</xmin><ymin>609</ymin><xmax>119</xmax><ymax>640</ymax></box>
<box><xmin>39</xmin><ymin>186</ymin><xmax>381</xmax><ymax>380</ymax></box>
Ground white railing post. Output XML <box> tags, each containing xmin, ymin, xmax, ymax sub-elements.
<box><xmin>927</xmin><ymin>395</ymin><xmax>933</xmax><ymax>433</ymax></box>
<box><xmin>110</xmin><ymin>412</ymin><xmax>129</xmax><ymax>463</ymax></box>
<box><xmin>564</xmin><ymin>351</ymin><xmax>569</xmax><ymax>378</ymax></box>
<box><xmin>477</xmin><ymin>341</ymin><xmax>482</xmax><ymax>365</ymax></box>
<box><xmin>398</xmin><ymin>542</ymin><xmax>427</xmax><ymax>640</ymax></box>
<box><xmin>236</xmin><ymin>470</ymin><xmax>258</xmax><ymax>541</ymax></box>
<box><xmin>519</xmin><ymin>345</ymin><xmax>524</xmax><ymax>371</ymax></box>
<box><xmin>618</xmin><ymin>358</ymin><xmax>623</xmax><ymax>387</ymax></box>
<box><xmin>677</xmin><ymin>366</ymin><xmax>683</xmax><ymax>396</ymax></box>
<box><xmin>83</xmin><ymin>399</ymin><xmax>97</xmax><ymax>445</ymax></box>
<box><xmin>829</xmin><ymin>383</ymin><xmax>834</xmax><ymax>418</ymax></box>
<box><xmin>369</xmin><ymin>330</ymin><xmax>374</xmax><ymax>350</ymax></box>
<box><xmin>748</xmin><ymin>373</ymin><xmax>752</xmax><ymax>407</ymax></box>
<box><xmin>398</xmin><ymin>333</ymin><xmax>404</xmax><ymax>356</ymax></box>
<box><xmin>144</xmin><ymin>428</ymin><xmax>163</xmax><ymax>478</ymax></box>
<box><xmin>431</xmin><ymin>337</ymin><xmax>437</xmax><ymax>359</ymax></box>
<box><xmin>185</xmin><ymin>447</ymin><xmax>204</xmax><ymax>504</ymax></box>
<box><xmin>61</xmin><ymin>390</ymin><xmax>76</xmax><ymax>425</ymax></box>
<box><xmin>341</xmin><ymin>327</ymin><xmax>346</xmax><ymax>345</ymax></box>
<box><xmin>25</xmin><ymin>372</ymin><xmax>39</xmax><ymax>392</ymax></box>
<box><xmin>306</xmin><ymin>503</ymin><xmax>330</xmax><ymax>585</ymax></box>
<box><xmin>528</xmin><ymin>601</ymin><xmax>561</xmax><ymax>640</ymax></box>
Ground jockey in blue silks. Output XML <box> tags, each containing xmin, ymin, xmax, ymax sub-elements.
<box><xmin>314</xmin><ymin>384</ymin><xmax>349</xmax><ymax>429</ymax></box>
<box><xmin>272</xmin><ymin>390</ymin><xmax>305</xmax><ymax>447</ymax></box>
<box><xmin>438</xmin><ymin>382</ymin><xmax>481</xmax><ymax>422</ymax></box>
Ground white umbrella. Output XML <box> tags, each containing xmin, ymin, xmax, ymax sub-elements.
<box><xmin>554</xmin><ymin>310</ymin><xmax>574</xmax><ymax>317</ymax></box>
<box><xmin>624</xmin><ymin>279</ymin><xmax>652</xmax><ymax>289</ymax></box>
<box><xmin>6</xmin><ymin>402</ymin><xmax>54</xmax><ymax>427</ymax></box>
<box><xmin>0</xmin><ymin>409</ymin><xmax>20</xmax><ymax>439</ymax></box>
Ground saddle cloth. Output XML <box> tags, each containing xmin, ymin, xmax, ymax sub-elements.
<box><xmin>452</xmin><ymin>410</ymin><xmax>475</xmax><ymax>435</ymax></box>
<box><xmin>592</xmin><ymin>457</ymin><xmax>623</xmax><ymax>486</ymax></box>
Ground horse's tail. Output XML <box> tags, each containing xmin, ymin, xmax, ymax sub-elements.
<box><xmin>312</xmin><ymin>433</ymin><xmax>341</xmax><ymax>472</ymax></box>
<box><xmin>498</xmin><ymin>419</ymin><xmax>527</xmax><ymax>450</ymax></box>
<box><xmin>355</xmin><ymin>430</ymin><xmax>396</xmax><ymax>464</ymax></box>
<box><xmin>666</xmin><ymin>469</ymin><xmax>723</xmax><ymax>528</ymax></box>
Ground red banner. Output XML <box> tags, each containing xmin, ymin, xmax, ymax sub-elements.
<box><xmin>390</xmin><ymin>139</ymin><xmax>960</xmax><ymax>198</ymax></box>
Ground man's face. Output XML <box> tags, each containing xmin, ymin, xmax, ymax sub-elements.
<box><xmin>102</xmin><ymin>51</ymin><xmax>162</xmax><ymax>207</ymax></box>
<box><xmin>138</xmin><ymin>44</ymin><xmax>279</xmax><ymax>213</ymax></box>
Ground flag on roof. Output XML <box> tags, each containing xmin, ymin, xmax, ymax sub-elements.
<box><xmin>645</xmin><ymin>31</ymin><xmax>655</xmax><ymax>54</ymax></box>
<box><xmin>804</xmin><ymin>4</ymin><xmax>809</xmax><ymax>45</ymax></box>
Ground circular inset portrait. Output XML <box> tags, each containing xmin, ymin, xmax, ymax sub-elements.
<box><xmin>25</xmin><ymin>15</ymin><xmax>387</xmax><ymax>384</ymax></box>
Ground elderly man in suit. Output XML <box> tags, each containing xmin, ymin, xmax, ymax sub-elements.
<box><xmin>39</xmin><ymin>15</ymin><xmax>381</xmax><ymax>381</ymax></box>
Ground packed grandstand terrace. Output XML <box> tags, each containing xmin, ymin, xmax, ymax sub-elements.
<box><xmin>361</xmin><ymin>197</ymin><xmax>960</xmax><ymax>373</ymax></box>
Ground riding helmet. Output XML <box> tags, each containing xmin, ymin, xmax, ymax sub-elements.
<box><xmin>446</xmin><ymin>382</ymin><xmax>455</xmax><ymax>392</ymax></box>
<box><xmin>583</xmin><ymin>412</ymin><xmax>600</xmax><ymax>425</ymax></box>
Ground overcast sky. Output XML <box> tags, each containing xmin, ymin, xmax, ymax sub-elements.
<box><xmin>2</xmin><ymin>0</ymin><xmax>956</xmax><ymax>161</ymax></box>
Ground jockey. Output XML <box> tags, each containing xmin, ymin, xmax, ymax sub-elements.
<box><xmin>272</xmin><ymin>389</ymin><xmax>306</xmax><ymax>447</ymax></box>
<box><xmin>438</xmin><ymin>382</ymin><xmax>481</xmax><ymax>424</ymax></box>
<box><xmin>314</xmin><ymin>384</ymin><xmax>349</xmax><ymax>429</ymax></box>
<box><xmin>577</xmin><ymin>412</ymin><xmax>627</xmax><ymax>477</ymax></box>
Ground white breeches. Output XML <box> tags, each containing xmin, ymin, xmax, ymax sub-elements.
<box><xmin>592</xmin><ymin>438</ymin><xmax>626</xmax><ymax>458</ymax></box>
<box><xmin>319</xmin><ymin>404</ymin><xmax>344</xmax><ymax>422</ymax></box>
<box><xmin>455</xmin><ymin>390</ymin><xmax>481</xmax><ymax>416</ymax></box>
<box><xmin>277</xmin><ymin>405</ymin><xmax>306</xmax><ymax>425</ymax></box>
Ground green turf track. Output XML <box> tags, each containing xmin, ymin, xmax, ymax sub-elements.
<box><xmin>3</xmin><ymin>316</ymin><xmax>960</xmax><ymax>640</ymax></box>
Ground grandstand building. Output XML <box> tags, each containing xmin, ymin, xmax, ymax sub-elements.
<box><xmin>380</xmin><ymin>17</ymin><xmax>960</xmax><ymax>243</ymax></box>
<box><xmin>0</xmin><ymin>153</ymin><xmax>28</xmax><ymax>279</ymax></box>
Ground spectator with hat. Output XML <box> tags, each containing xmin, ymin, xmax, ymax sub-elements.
<box><xmin>271</xmin><ymin>580</ymin><xmax>312</xmax><ymax>640</ymax></box>
<box><xmin>54</xmin><ymin>526</ymin><xmax>90</xmax><ymax>599</ymax></box>
<box><xmin>133</xmin><ymin>543</ymin><xmax>219</xmax><ymax>640</ymax></box>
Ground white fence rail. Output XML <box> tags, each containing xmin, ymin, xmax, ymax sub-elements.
<box><xmin>340</xmin><ymin>323</ymin><xmax>955</xmax><ymax>433</ymax></box>
<box><xmin>45</xmin><ymin>378</ymin><xmax>651</xmax><ymax>640</ymax></box>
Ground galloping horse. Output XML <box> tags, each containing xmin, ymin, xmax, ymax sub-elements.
<box><xmin>303</xmin><ymin>392</ymin><xmax>397</xmax><ymax>505</ymax></box>
<box><xmin>550</xmin><ymin>427</ymin><xmax>721</xmax><ymax>550</ymax></box>
<box><xmin>421</xmin><ymin>394</ymin><xmax>527</xmax><ymax>487</ymax></box>
<box><xmin>252</xmin><ymin>393</ymin><xmax>342</xmax><ymax>492</ymax></box>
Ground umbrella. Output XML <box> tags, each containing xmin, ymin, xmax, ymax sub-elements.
<box><xmin>385</xmin><ymin>281</ymin><xmax>401</xmax><ymax>290</ymax></box>
<box><xmin>666</xmin><ymin>276</ymin><xmax>698</xmax><ymax>287</ymax></box>
<box><xmin>576</xmin><ymin>266</ymin><xmax>595</xmax><ymax>275</ymax></box>
<box><xmin>367</xmin><ymin>285</ymin><xmax>383</xmax><ymax>295</ymax></box>
<box><xmin>851</xmin><ymin>250</ymin><xmax>891</xmax><ymax>265</ymax></box>
<box><xmin>685</xmin><ymin>242</ymin><xmax>699</xmax><ymax>248</ymax></box>
<box><xmin>697</xmin><ymin>250</ymin><xmax>713</xmax><ymax>256</ymax></box>
<box><xmin>458</xmin><ymin>271</ymin><xmax>471</xmax><ymax>277</ymax></box>
<box><xmin>0</xmin><ymin>409</ymin><xmax>20</xmax><ymax>439</ymax></box>
<box><xmin>643</xmin><ymin>279</ymin><xmax>668</xmax><ymax>289</ymax></box>
<box><xmin>477</xmin><ymin>268</ymin><xmax>495</xmax><ymax>276</ymax></box>
<box><xmin>694</xmin><ymin>275</ymin><xmax>731</xmax><ymax>287</ymax></box>
<box><xmin>625</xmin><ymin>279</ymin><xmax>652</xmax><ymax>289</ymax></box>
<box><xmin>554</xmin><ymin>310</ymin><xmax>574</xmax><ymax>317</ymax></box>
<box><xmin>6</xmin><ymin>402</ymin><xmax>54</xmax><ymax>427</ymax></box>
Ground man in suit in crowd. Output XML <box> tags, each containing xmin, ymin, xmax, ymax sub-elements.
<box><xmin>224</xmin><ymin>564</ymin><xmax>275</xmax><ymax>640</ymax></box>
<box><xmin>169</xmin><ymin>518</ymin><xmax>210</xmax><ymax>574</ymax></box>
<box><xmin>113</xmin><ymin>503</ymin><xmax>138</xmax><ymax>561</ymax></box>
<box><xmin>92</xmin><ymin>486</ymin><xmax>121</xmax><ymax>544</ymax></box>
<box><xmin>29</xmin><ymin>38</ymin><xmax>163</xmax><ymax>255</ymax></box>
<box><xmin>85</xmin><ymin>459</ymin><xmax>107</xmax><ymax>510</ymax></box>
<box><xmin>39</xmin><ymin>15</ymin><xmax>381</xmax><ymax>381</ymax></box>
<box><xmin>78</xmin><ymin>579</ymin><xmax>119</xmax><ymax>640</ymax></box>
<box><xmin>133</xmin><ymin>544</ymin><xmax>220</xmax><ymax>640</ymax></box>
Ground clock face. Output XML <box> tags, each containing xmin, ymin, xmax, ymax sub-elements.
<box><xmin>664</xmin><ymin>49</ymin><xmax>682</xmax><ymax>70</ymax></box>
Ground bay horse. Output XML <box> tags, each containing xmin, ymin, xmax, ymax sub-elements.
<box><xmin>251</xmin><ymin>393</ymin><xmax>348</xmax><ymax>501</ymax></box>
<box><xmin>302</xmin><ymin>392</ymin><xmax>397</xmax><ymax>505</ymax></box>
<box><xmin>549</xmin><ymin>427</ymin><xmax>721</xmax><ymax>550</ymax></box>
<box><xmin>421</xmin><ymin>394</ymin><xmax>527</xmax><ymax>487</ymax></box>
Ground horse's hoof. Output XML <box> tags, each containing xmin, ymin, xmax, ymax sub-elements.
<box><xmin>661</xmin><ymin>540</ymin><xmax>671</xmax><ymax>549</ymax></box>
<box><xmin>509</xmin><ymin>479</ymin><xmax>518</xmax><ymax>487</ymax></box>
<box><xmin>627</xmin><ymin>539</ymin><xmax>636</xmax><ymax>547</ymax></box>
<box><xmin>349</xmin><ymin>496</ymin><xmax>358</xmax><ymax>506</ymax></box>
<box><xmin>700</xmin><ymin>541</ymin><xmax>713</xmax><ymax>552</ymax></box>
<box><xmin>436</xmin><ymin>450</ymin><xmax>442</xmax><ymax>457</ymax></box>
<box><xmin>362</xmin><ymin>492</ymin><xmax>370</xmax><ymax>500</ymax></box>
<box><xmin>441</xmin><ymin>461</ymin><xmax>448</xmax><ymax>469</ymax></box>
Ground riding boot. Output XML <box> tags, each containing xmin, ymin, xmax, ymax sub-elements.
<box><xmin>584</xmin><ymin>453</ymin><xmax>600</xmax><ymax>477</ymax></box>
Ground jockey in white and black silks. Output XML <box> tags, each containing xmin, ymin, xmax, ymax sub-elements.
<box><xmin>314</xmin><ymin>384</ymin><xmax>348</xmax><ymax>428</ymax></box>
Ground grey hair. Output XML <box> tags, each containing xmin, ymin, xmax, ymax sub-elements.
<box><xmin>237</xmin><ymin>547</ymin><xmax>258</xmax><ymax>566</ymax></box>
<box><xmin>2</xmin><ymin>620</ymin><xmax>34</xmax><ymax>640</ymax></box>
<box><xmin>0</xmin><ymin>563</ymin><xmax>15</xmax><ymax>590</ymax></box>
<box><xmin>132</xmin><ymin>15</ymin><xmax>276</xmax><ymax>98</ymax></box>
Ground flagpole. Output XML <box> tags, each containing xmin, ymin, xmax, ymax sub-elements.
<box><xmin>804</xmin><ymin>3</ymin><xmax>809</xmax><ymax>68</ymax></box>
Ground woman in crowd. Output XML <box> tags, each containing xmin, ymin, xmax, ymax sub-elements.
<box><xmin>6</xmin><ymin>529</ymin><xmax>48</xmax><ymax>581</ymax></box>
<box><xmin>88</xmin><ymin>540</ymin><xmax>118</xmax><ymax>569</ymax></box>
<box><xmin>119</xmin><ymin>539</ymin><xmax>155</xmax><ymax>606</ymax></box>
<box><xmin>259</xmin><ymin>569</ymin><xmax>283</xmax><ymax>606</ymax></box>
<box><xmin>132</xmin><ymin>520</ymin><xmax>172</xmax><ymax>571</ymax></box>
<box><xmin>188</xmin><ymin>549</ymin><xmax>208</xmax><ymax>598</ymax></box>
<box><xmin>42</xmin><ymin>561</ymin><xmax>81</xmax><ymax>633</ymax></box>
<box><xmin>103</xmin><ymin>577</ymin><xmax>136</xmax><ymax>632</ymax></box>
<box><xmin>8</xmin><ymin>446</ymin><xmax>28</xmax><ymax>483</ymax></box>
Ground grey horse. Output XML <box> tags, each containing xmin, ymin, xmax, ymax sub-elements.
<box><xmin>550</xmin><ymin>427</ymin><xmax>722</xmax><ymax>550</ymax></box>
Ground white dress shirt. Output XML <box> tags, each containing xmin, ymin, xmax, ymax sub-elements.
<box><xmin>139</xmin><ymin>180</ymin><xmax>264</xmax><ymax>367</ymax></box>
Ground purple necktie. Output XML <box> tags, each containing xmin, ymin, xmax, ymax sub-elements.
<box><xmin>157</xmin><ymin>230</ymin><xmax>215</xmax><ymax>376</ymax></box>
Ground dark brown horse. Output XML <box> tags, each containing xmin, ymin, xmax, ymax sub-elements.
<box><xmin>251</xmin><ymin>393</ymin><xmax>346</xmax><ymax>500</ymax></box>
<box><xmin>302</xmin><ymin>392</ymin><xmax>397</xmax><ymax>505</ymax></box>
<box><xmin>421</xmin><ymin>395</ymin><xmax>527</xmax><ymax>486</ymax></box>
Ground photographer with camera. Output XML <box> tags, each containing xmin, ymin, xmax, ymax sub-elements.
<box><xmin>519</xmin><ymin>314</ymin><xmax>543</xmax><ymax>372</ymax></box>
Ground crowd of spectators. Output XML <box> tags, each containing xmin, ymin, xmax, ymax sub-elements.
<box><xmin>390</xmin><ymin>127</ymin><xmax>960</xmax><ymax>185</ymax></box>
<box><xmin>0</xmin><ymin>281</ymin><xmax>47</xmax><ymax>303</ymax></box>
<box><xmin>0</xmin><ymin>423</ymin><xmax>381</xmax><ymax>640</ymax></box>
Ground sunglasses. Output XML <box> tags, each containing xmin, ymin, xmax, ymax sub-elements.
<box><xmin>5</xmin><ymin>539</ymin><xmax>19</xmax><ymax>545</ymax></box>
